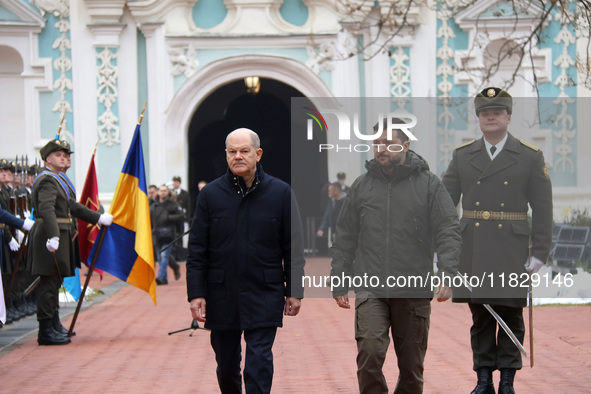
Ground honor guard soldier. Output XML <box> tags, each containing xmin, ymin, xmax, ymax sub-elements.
<box><xmin>442</xmin><ymin>87</ymin><xmax>553</xmax><ymax>394</ymax></box>
<box><xmin>27</xmin><ymin>138</ymin><xmax>113</xmax><ymax>345</ymax></box>
<box><xmin>0</xmin><ymin>159</ymin><xmax>28</xmax><ymax>323</ymax></box>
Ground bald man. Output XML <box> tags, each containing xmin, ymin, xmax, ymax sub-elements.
<box><xmin>186</xmin><ymin>128</ymin><xmax>306</xmax><ymax>393</ymax></box>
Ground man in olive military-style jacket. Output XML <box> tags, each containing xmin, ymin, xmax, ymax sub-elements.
<box><xmin>442</xmin><ymin>87</ymin><xmax>553</xmax><ymax>394</ymax></box>
<box><xmin>27</xmin><ymin>139</ymin><xmax>113</xmax><ymax>345</ymax></box>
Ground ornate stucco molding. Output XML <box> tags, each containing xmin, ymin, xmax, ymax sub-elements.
<box><xmin>553</xmin><ymin>4</ymin><xmax>577</xmax><ymax>173</ymax></box>
<box><xmin>453</xmin><ymin>0</ymin><xmax>552</xmax><ymax>88</ymax></box>
<box><xmin>128</xmin><ymin>0</ymin><xmax>340</xmax><ymax>35</ymax></box>
<box><xmin>306</xmin><ymin>40</ymin><xmax>335</xmax><ymax>74</ymax></box>
<box><xmin>436</xmin><ymin>3</ymin><xmax>456</xmax><ymax>170</ymax></box>
<box><xmin>31</xmin><ymin>0</ymin><xmax>73</xmax><ymax>136</ymax></box>
<box><xmin>96</xmin><ymin>47</ymin><xmax>120</xmax><ymax>146</ymax></box>
<box><xmin>169</xmin><ymin>44</ymin><xmax>200</xmax><ymax>78</ymax></box>
<box><xmin>84</xmin><ymin>0</ymin><xmax>126</xmax><ymax>24</ymax></box>
<box><xmin>390</xmin><ymin>46</ymin><xmax>411</xmax><ymax>97</ymax></box>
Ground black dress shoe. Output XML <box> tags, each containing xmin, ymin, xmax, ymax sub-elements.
<box><xmin>156</xmin><ymin>277</ymin><xmax>168</xmax><ymax>285</ymax></box>
<box><xmin>471</xmin><ymin>368</ymin><xmax>495</xmax><ymax>394</ymax></box>
<box><xmin>38</xmin><ymin>319</ymin><xmax>71</xmax><ymax>346</ymax></box>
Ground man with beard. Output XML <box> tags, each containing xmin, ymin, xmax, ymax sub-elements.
<box><xmin>331</xmin><ymin>118</ymin><xmax>461</xmax><ymax>393</ymax></box>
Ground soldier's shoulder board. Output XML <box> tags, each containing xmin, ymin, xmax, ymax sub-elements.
<box><xmin>520</xmin><ymin>140</ymin><xmax>540</xmax><ymax>151</ymax></box>
<box><xmin>456</xmin><ymin>140</ymin><xmax>475</xmax><ymax>149</ymax></box>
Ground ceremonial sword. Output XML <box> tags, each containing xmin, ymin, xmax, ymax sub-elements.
<box><xmin>459</xmin><ymin>273</ymin><xmax>528</xmax><ymax>357</ymax></box>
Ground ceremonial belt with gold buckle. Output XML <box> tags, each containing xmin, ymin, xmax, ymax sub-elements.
<box><xmin>35</xmin><ymin>217</ymin><xmax>73</xmax><ymax>224</ymax></box>
<box><xmin>462</xmin><ymin>210</ymin><xmax>527</xmax><ymax>221</ymax></box>
<box><xmin>0</xmin><ymin>223</ymin><xmax>4</xmax><ymax>228</ymax></box>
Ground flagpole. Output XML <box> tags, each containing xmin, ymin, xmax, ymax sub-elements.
<box><xmin>67</xmin><ymin>228</ymin><xmax>107</xmax><ymax>337</ymax></box>
<box><xmin>57</xmin><ymin>111</ymin><xmax>66</xmax><ymax>137</ymax></box>
<box><xmin>68</xmin><ymin>107</ymin><xmax>147</xmax><ymax>337</ymax></box>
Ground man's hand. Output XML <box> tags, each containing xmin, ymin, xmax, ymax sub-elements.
<box><xmin>434</xmin><ymin>285</ymin><xmax>452</xmax><ymax>302</ymax></box>
<box><xmin>284</xmin><ymin>297</ymin><xmax>302</xmax><ymax>316</ymax></box>
<box><xmin>334</xmin><ymin>295</ymin><xmax>350</xmax><ymax>309</ymax></box>
<box><xmin>9</xmin><ymin>238</ymin><xmax>19</xmax><ymax>252</ymax></box>
<box><xmin>22</xmin><ymin>218</ymin><xmax>35</xmax><ymax>232</ymax></box>
<box><xmin>98</xmin><ymin>213</ymin><xmax>113</xmax><ymax>226</ymax></box>
<box><xmin>189</xmin><ymin>297</ymin><xmax>207</xmax><ymax>322</ymax></box>
<box><xmin>525</xmin><ymin>256</ymin><xmax>544</xmax><ymax>274</ymax></box>
<box><xmin>316</xmin><ymin>230</ymin><xmax>324</xmax><ymax>237</ymax></box>
<box><xmin>46</xmin><ymin>236</ymin><xmax>59</xmax><ymax>252</ymax></box>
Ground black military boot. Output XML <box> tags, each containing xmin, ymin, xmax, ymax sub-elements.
<box><xmin>38</xmin><ymin>319</ymin><xmax>71</xmax><ymax>346</ymax></box>
<box><xmin>52</xmin><ymin>310</ymin><xmax>75</xmax><ymax>336</ymax></box>
<box><xmin>498</xmin><ymin>369</ymin><xmax>516</xmax><ymax>394</ymax></box>
<box><xmin>5</xmin><ymin>298</ymin><xmax>20</xmax><ymax>323</ymax></box>
<box><xmin>471</xmin><ymin>367</ymin><xmax>495</xmax><ymax>394</ymax></box>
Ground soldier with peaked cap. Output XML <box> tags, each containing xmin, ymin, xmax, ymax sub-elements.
<box><xmin>0</xmin><ymin>158</ymin><xmax>27</xmax><ymax>324</ymax></box>
<box><xmin>442</xmin><ymin>87</ymin><xmax>553</xmax><ymax>394</ymax></box>
<box><xmin>27</xmin><ymin>138</ymin><xmax>113</xmax><ymax>345</ymax></box>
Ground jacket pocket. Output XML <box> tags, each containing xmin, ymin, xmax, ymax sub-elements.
<box><xmin>412</xmin><ymin>303</ymin><xmax>431</xmax><ymax>347</ymax></box>
<box><xmin>354</xmin><ymin>292</ymin><xmax>370</xmax><ymax>339</ymax></box>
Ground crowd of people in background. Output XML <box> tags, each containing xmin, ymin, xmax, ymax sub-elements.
<box><xmin>147</xmin><ymin>176</ymin><xmax>207</xmax><ymax>285</ymax></box>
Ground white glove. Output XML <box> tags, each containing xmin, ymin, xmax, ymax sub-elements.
<box><xmin>22</xmin><ymin>218</ymin><xmax>35</xmax><ymax>232</ymax></box>
<box><xmin>46</xmin><ymin>236</ymin><xmax>59</xmax><ymax>253</ymax></box>
<box><xmin>9</xmin><ymin>238</ymin><xmax>19</xmax><ymax>252</ymax></box>
<box><xmin>16</xmin><ymin>230</ymin><xmax>25</xmax><ymax>244</ymax></box>
<box><xmin>24</xmin><ymin>210</ymin><xmax>31</xmax><ymax>219</ymax></box>
<box><xmin>524</xmin><ymin>256</ymin><xmax>544</xmax><ymax>274</ymax></box>
<box><xmin>98</xmin><ymin>213</ymin><xmax>113</xmax><ymax>226</ymax></box>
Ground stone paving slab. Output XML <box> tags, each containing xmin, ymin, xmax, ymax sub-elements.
<box><xmin>0</xmin><ymin>258</ymin><xmax>589</xmax><ymax>393</ymax></box>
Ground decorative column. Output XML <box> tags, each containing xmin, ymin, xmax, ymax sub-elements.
<box><xmin>85</xmin><ymin>0</ymin><xmax>126</xmax><ymax>194</ymax></box>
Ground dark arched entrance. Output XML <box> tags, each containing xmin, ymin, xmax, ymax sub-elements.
<box><xmin>188</xmin><ymin>78</ymin><xmax>328</xmax><ymax>250</ymax></box>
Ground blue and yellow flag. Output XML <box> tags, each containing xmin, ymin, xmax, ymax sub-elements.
<box><xmin>88</xmin><ymin>124</ymin><xmax>156</xmax><ymax>304</ymax></box>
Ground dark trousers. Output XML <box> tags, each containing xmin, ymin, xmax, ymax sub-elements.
<box><xmin>355</xmin><ymin>296</ymin><xmax>431</xmax><ymax>394</ymax></box>
<box><xmin>468</xmin><ymin>303</ymin><xmax>524</xmax><ymax>371</ymax></box>
<box><xmin>36</xmin><ymin>274</ymin><xmax>60</xmax><ymax>321</ymax></box>
<box><xmin>210</xmin><ymin>327</ymin><xmax>277</xmax><ymax>394</ymax></box>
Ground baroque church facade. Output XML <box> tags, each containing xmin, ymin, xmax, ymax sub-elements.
<box><xmin>0</xmin><ymin>0</ymin><xmax>588</xmax><ymax>224</ymax></box>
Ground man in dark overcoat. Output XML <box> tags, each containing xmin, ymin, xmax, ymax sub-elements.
<box><xmin>27</xmin><ymin>139</ymin><xmax>113</xmax><ymax>345</ymax></box>
<box><xmin>442</xmin><ymin>87</ymin><xmax>553</xmax><ymax>394</ymax></box>
<box><xmin>186</xmin><ymin>128</ymin><xmax>305</xmax><ymax>393</ymax></box>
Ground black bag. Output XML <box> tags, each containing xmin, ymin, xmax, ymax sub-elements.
<box><xmin>154</xmin><ymin>226</ymin><xmax>175</xmax><ymax>244</ymax></box>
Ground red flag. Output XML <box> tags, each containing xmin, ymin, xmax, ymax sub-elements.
<box><xmin>78</xmin><ymin>153</ymin><xmax>104</xmax><ymax>277</ymax></box>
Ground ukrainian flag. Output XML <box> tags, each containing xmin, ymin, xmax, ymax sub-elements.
<box><xmin>88</xmin><ymin>124</ymin><xmax>156</xmax><ymax>305</ymax></box>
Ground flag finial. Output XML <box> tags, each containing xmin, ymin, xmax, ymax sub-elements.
<box><xmin>138</xmin><ymin>102</ymin><xmax>147</xmax><ymax>126</ymax></box>
<box><xmin>56</xmin><ymin>112</ymin><xmax>66</xmax><ymax>138</ymax></box>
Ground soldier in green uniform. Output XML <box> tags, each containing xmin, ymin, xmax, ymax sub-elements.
<box><xmin>442</xmin><ymin>88</ymin><xmax>553</xmax><ymax>394</ymax></box>
<box><xmin>27</xmin><ymin>139</ymin><xmax>113</xmax><ymax>345</ymax></box>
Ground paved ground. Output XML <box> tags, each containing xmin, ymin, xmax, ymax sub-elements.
<box><xmin>1</xmin><ymin>257</ymin><xmax>590</xmax><ymax>393</ymax></box>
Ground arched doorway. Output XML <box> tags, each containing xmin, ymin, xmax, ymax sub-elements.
<box><xmin>164</xmin><ymin>54</ymin><xmax>338</xmax><ymax>253</ymax></box>
<box><xmin>187</xmin><ymin>77</ymin><xmax>328</xmax><ymax>245</ymax></box>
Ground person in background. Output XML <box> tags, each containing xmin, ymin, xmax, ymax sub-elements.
<box><xmin>148</xmin><ymin>184</ymin><xmax>158</xmax><ymax>205</ymax></box>
<box><xmin>336</xmin><ymin>172</ymin><xmax>350</xmax><ymax>196</ymax></box>
<box><xmin>316</xmin><ymin>182</ymin><xmax>345</xmax><ymax>245</ymax></box>
<box><xmin>150</xmin><ymin>185</ymin><xmax>183</xmax><ymax>285</ymax></box>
